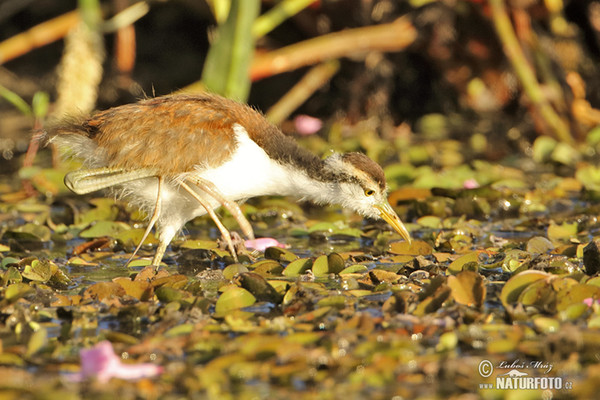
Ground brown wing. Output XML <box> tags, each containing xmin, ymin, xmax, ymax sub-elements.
<box><xmin>90</xmin><ymin>94</ymin><xmax>245</xmax><ymax>174</ymax></box>
<box><xmin>58</xmin><ymin>94</ymin><xmax>251</xmax><ymax>175</ymax></box>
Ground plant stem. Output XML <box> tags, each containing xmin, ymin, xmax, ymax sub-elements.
<box><xmin>488</xmin><ymin>0</ymin><xmax>572</xmax><ymax>143</ymax></box>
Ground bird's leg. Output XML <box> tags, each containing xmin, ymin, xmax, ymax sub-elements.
<box><xmin>65</xmin><ymin>167</ymin><xmax>158</xmax><ymax>194</ymax></box>
<box><xmin>126</xmin><ymin>176</ymin><xmax>163</xmax><ymax>268</ymax></box>
<box><xmin>151</xmin><ymin>240</ymin><xmax>168</xmax><ymax>270</ymax></box>
<box><xmin>178</xmin><ymin>180</ymin><xmax>239</xmax><ymax>262</ymax></box>
<box><xmin>185</xmin><ymin>176</ymin><xmax>254</xmax><ymax>240</ymax></box>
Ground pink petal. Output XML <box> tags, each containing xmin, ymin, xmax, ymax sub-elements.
<box><xmin>583</xmin><ymin>298</ymin><xmax>595</xmax><ymax>307</ymax></box>
<box><xmin>104</xmin><ymin>362</ymin><xmax>164</xmax><ymax>381</ymax></box>
<box><xmin>67</xmin><ymin>341</ymin><xmax>163</xmax><ymax>383</ymax></box>
<box><xmin>294</xmin><ymin>115</ymin><xmax>322</xmax><ymax>136</ymax></box>
<box><xmin>463</xmin><ymin>178</ymin><xmax>480</xmax><ymax>189</ymax></box>
<box><xmin>245</xmin><ymin>238</ymin><xmax>287</xmax><ymax>251</ymax></box>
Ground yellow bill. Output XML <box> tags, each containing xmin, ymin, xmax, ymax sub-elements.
<box><xmin>374</xmin><ymin>202</ymin><xmax>411</xmax><ymax>244</ymax></box>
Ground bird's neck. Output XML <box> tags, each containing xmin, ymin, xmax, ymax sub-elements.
<box><xmin>279</xmin><ymin>160</ymin><xmax>344</xmax><ymax>206</ymax></box>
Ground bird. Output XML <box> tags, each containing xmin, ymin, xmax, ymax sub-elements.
<box><xmin>48</xmin><ymin>92</ymin><xmax>411</xmax><ymax>266</ymax></box>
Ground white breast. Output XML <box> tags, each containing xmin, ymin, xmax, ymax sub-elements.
<box><xmin>194</xmin><ymin>123</ymin><xmax>294</xmax><ymax>200</ymax></box>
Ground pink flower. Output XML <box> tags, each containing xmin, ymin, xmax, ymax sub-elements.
<box><xmin>245</xmin><ymin>238</ymin><xmax>287</xmax><ymax>251</ymax></box>
<box><xmin>294</xmin><ymin>115</ymin><xmax>322</xmax><ymax>136</ymax></box>
<box><xmin>583</xmin><ymin>298</ymin><xmax>598</xmax><ymax>307</ymax></box>
<box><xmin>463</xmin><ymin>178</ymin><xmax>480</xmax><ymax>189</ymax></box>
<box><xmin>68</xmin><ymin>341</ymin><xmax>163</xmax><ymax>383</ymax></box>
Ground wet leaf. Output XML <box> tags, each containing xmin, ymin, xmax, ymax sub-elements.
<box><xmin>4</xmin><ymin>282</ymin><xmax>34</xmax><ymax>302</ymax></box>
<box><xmin>556</xmin><ymin>284</ymin><xmax>600</xmax><ymax>312</ymax></box>
<box><xmin>5</xmin><ymin>223</ymin><xmax>50</xmax><ymax>242</ymax></box>
<box><xmin>26</xmin><ymin>327</ymin><xmax>47</xmax><ymax>357</ymax></box>
<box><xmin>84</xmin><ymin>282</ymin><xmax>126</xmax><ymax>301</ymax></box>
<box><xmin>215</xmin><ymin>286</ymin><xmax>256</xmax><ymax>315</ymax></box>
<box><xmin>155</xmin><ymin>286</ymin><xmax>185</xmax><ymax>303</ymax></box>
<box><xmin>447</xmin><ymin>270</ymin><xmax>485</xmax><ymax>307</ymax></box>
<box><xmin>114</xmin><ymin>228</ymin><xmax>158</xmax><ymax>247</ymax></box>
<box><xmin>500</xmin><ymin>270</ymin><xmax>552</xmax><ymax>307</ymax></box>
<box><xmin>547</xmin><ymin>221</ymin><xmax>578</xmax><ymax>243</ymax></box>
<box><xmin>502</xmin><ymin>249</ymin><xmax>532</xmax><ymax>274</ymax></box>
<box><xmin>3</xmin><ymin>266</ymin><xmax>22</xmax><ymax>284</ymax></box>
<box><xmin>340</xmin><ymin>264</ymin><xmax>368</xmax><ymax>275</ymax></box>
<box><xmin>223</xmin><ymin>264</ymin><xmax>250</xmax><ymax>280</ymax></box>
<box><xmin>113</xmin><ymin>277</ymin><xmax>153</xmax><ymax>301</ymax></box>
<box><xmin>80</xmin><ymin>221</ymin><xmax>131</xmax><ymax>239</ymax></box>
<box><xmin>265</xmin><ymin>246</ymin><xmax>298</xmax><ymax>262</ymax></box>
<box><xmin>283</xmin><ymin>258</ymin><xmax>313</xmax><ymax>277</ymax></box>
<box><xmin>252</xmin><ymin>260</ymin><xmax>284</xmax><ymax>277</ymax></box>
<box><xmin>447</xmin><ymin>251</ymin><xmax>481</xmax><ymax>274</ymax></box>
<box><xmin>21</xmin><ymin>259</ymin><xmax>52</xmax><ymax>282</ymax></box>
<box><xmin>526</xmin><ymin>236</ymin><xmax>554</xmax><ymax>254</ymax></box>
<box><xmin>179</xmin><ymin>239</ymin><xmax>219</xmax><ymax>250</ymax></box>
<box><xmin>389</xmin><ymin>240</ymin><xmax>433</xmax><ymax>256</ymax></box>
<box><xmin>237</xmin><ymin>272</ymin><xmax>283</xmax><ymax>303</ymax></box>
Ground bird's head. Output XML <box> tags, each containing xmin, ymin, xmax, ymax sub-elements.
<box><xmin>323</xmin><ymin>153</ymin><xmax>411</xmax><ymax>243</ymax></box>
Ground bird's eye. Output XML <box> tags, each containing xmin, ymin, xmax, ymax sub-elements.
<box><xmin>364</xmin><ymin>189</ymin><xmax>375</xmax><ymax>196</ymax></box>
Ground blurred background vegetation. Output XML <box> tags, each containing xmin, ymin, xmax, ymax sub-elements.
<box><xmin>1</xmin><ymin>0</ymin><xmax>600</xmax><ymax>180</ymax></box>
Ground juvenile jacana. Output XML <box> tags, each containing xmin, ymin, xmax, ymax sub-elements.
<box><xmin>49</xmin><ymin>93</ymin><xmax>411</xmax><ymax>266</ymax></box>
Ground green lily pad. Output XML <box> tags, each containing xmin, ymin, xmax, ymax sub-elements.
<box><xmin>500</xmin><ymin>270</ymin><xmax>552</xmax><ymax>307</ymax></box>
<box><xmin>237</xmin><ymin>272</ymin><xmax>283</xmax><ymax>303</ymax></box>
<box><xmin>21</xmin><ymin>259</ymin><xmax>52</xmax><ymax>282</ymax></box>
<box><xmin>215</xmin><ymin>286</ymin><xmax>256</xmax><ymax>315</ymax></box>
<box><xmin>252</xmin><ymin>260</ymin><xmax>284</xmax><ymax>277</ymax></box>
<box><xmin>80</xmin><ymin>220</ymin><xmax>131</xmax><ymax>238</ymax></box>
<box><xmin>265</xmin><ymin>246</ymin><xmax>298</xmax><ymax>262</ymax></box>
<box><xmin>312</xmin><ymin>253</ymin><xmax>344</xmax><ymax>277</ymax></box>
<box><xmin>283</xmin><ymin>258</ymin><xmax>313</xmax><ymax>277</ymax></box>
<box><xmin>447</xmin><ymin>251</ymin><xmax>481</xmax><ymax>274</ymax></box>
<box><xmin>547</xmin><ymin>221</ymin><xmax>578</xmax><ymax>243</ymax></box>
<box><xmin>340</xmin><ymin>264</ymin><xmax>369</xmax><ymax>275</ymax></box>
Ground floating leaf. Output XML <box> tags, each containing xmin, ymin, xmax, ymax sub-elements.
<box><xmin>223</xmin><ymin>264</ymin><xmax>250</xmax><ymax>280</ymax></box>
<box><xmin>526</xmin><ymin>236</ymin><xmax>554</xmax><ymax>254</ymax></box>
<box><xmin>547</xmin><ymin>221</ymin><xmax>578</xmax><ymax>243</ymax></box>
<box><xmin>252</xmin><ymin>260</ymin><xmax>284</xmax><ymax>277</ymax></box>
<box><xmin>84</xmin><ymin>282</ymin><xmax>126</xmax><ymax>301</ymax></box>
<box><xmin>500</xmin><ymin>270</ymin><xmax>552</xmax><ymax>307</ymax></box>
<box><xmin>502</xmin><ymin>249</ymin><xmax>532</xmax><ymax>274</ymax></box>
<box><xmin>179</xmin><ymin>239</ymin><xmax>219</xmax><ymax>250</ymax></box>
<box><xmin>237</xmin><ymin>272</ymin><xmax>283</xmax><ymax>303</ymax></box>
<box><xmin>7</xmin><ymin>223</ymin><xmax>51</xmax><ymax>242</ymax></box>
<box><xmin>265</xmin><ymin>246</ymin><xmax>298</xmax><ymax>262</ymax></box>
<box><xmin>447</xmin><ymin>251</ymin><xmax>481</xmax><ymax>274</ymax></box>
<box><xmin>3</xmin><ymin>266</ymin><xmax>22</xmax><ymax>284</ymax></box>
<box><xmin>155</xmin><ymin>286</ymin><xmax>185</xmax><ymax>303</ymax></box>
<box><xmin>4</xmin><ymin>282</ymin><xmax>34</xmax><ymax>302</ymax></box>
<box><xmin>283</xmin><ymin>258</ymin><xmax>313</xmax><ymax>277</ymax></box>
<box><xmin>327</xmin><ymin>253</ymin><xmax>345</xmax><ymax>274</ymax></box>
<box><xmin>389</xmin><ymin>240</ymin><xmax>433</xmax><ymax>256</ymax></box>
<box><xmin>114</xmin><ymin>228</ymin><xmax>158</xmax><ymax>248</ymax></box>
<box><xmin>80</xmin><ymin>221</ymin><xmax>131</xmax><ymax>239</ymax></box>
<box><xmin>26</xmin><ymin>327</ymin><xmax>47</xmax><ymax>358</ymax></box>
<box><xmin>21</xmin><ymin>259</ymin><xmax>52</xmax><ymax>282</ymax></box>
<box><xmin>447</xmin><ymin>270</ymin><xmax>485</xmax><ymax>307</ymax></box>
<box><xmin>556</xmin><ymin>284</ymin><xmax>600</xmax><ymax>312</ymax></box>
<box><xmin>340</xmin><ymin>264</ymin><xmax>369</xmax><ymax>275</ymax></box>
<box><xmin>215</xmin><ymin>286</ymin><xmax>256</xmax><ymax>315</ymax></box>
<box><xmin>113</xmin><ymin>277</ymin><xmax>153</xmax><ymax>301</ymax></box>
